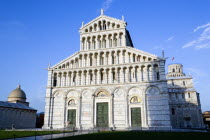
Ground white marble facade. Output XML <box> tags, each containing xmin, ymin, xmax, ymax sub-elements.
<box><xmin>43</xmin><ymin>10</ymin><xmax>174</xmax><ymax>130</ymax></box>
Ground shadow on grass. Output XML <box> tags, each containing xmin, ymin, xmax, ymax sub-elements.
<box><xmin>55</xmin><ymin>131</ymin><xmax>210</xmax><ymax>140</ymax></box>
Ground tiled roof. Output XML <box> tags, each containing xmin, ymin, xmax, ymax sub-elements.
<box><xmin>0</xmin><ymin>101</ymin><xmax>36</xmax><ymax>111</ymax></box>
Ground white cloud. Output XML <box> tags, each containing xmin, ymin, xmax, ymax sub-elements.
<box><xmin>193</xmin><ymin>23</ymin><xmax>210</xmax><ymax>32</ymax></box>
<box><xmin>182</xmin><ymin>40</ymin><xmax>197</xmax><ymax>48</ymax></box>
<box><xmin>102</xmin><ymin>0</ymin><xmax>113</xmax><ymax>11</ymax></box>
<box><xmin>167</xmin><ymin>36</ymin><xmax>175</xmax><ymax>41</ymax></box>
<box><xmin>182</xmin><ymin>22</ymin><xmax>210</xmax><ymax>49</ymax></box>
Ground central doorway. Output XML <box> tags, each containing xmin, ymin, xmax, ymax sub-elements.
<box><xmin>131</xmin><ymin>107</ymin><xmax>141</xmax><ymax>127</ymax></box>
<box><xmin>96</xmin><ymin>102</ymin><xmax>109</xmax><ymax>127</ymax></box>
<box><xmin>67</xmin><ymin>109</ymin><xmax>76</xmax><ymax>127</ymax></box>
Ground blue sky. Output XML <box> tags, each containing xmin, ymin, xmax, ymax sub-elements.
<box><xmin>0</xmin><ymin>0</ymin><xmax>210</xmax><ymax>113</ymax></box>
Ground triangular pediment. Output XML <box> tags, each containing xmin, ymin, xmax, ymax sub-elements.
<box><xmin>51</xmin><ymin>51</ymin><xmax>80</xmax><ymax>69</ymax></box>
<box><xmin>51</xmin><ymin>47</ymin><xmax>162</xmax><ymax>70</ymax></box>
<box><xmin>80</xmin><ymin>15</ymin><xmax>126</xmax><ymax>32</ymax></box>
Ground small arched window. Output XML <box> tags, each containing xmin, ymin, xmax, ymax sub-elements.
<box><xmin>101</xmin><ymin>71</ymin><xmax>104</xmax><ymax>81</ymax></box>
<box><xmin>112</xmin><ymin>56</ymin><xmax>115</xmax><ymax>64</ymax></box>
<box><xmin>112</xmin><ymin>71</ymin><xmax>116</xmax><ymax>81</ymax></box>
<box><xmin>68</xmin><ymin>99</ymin><xmax>76</xmax><ymax>105</ymax></box>
<box><xmin>90</xmin><ymin>57</ymin><xmax>93</xmax><ymax>66</ymax></box>
<box><xmin>73</xmin><ymin>76</ymin><xmax>76</xmax><ymax>82</ymax></box>
<box><xmin>53</xmin><ymin>74</ymin><xmax>57</xmax><ymax>87</ymax></box>
<box><xmin>133</xmin><ymin>56</ymin><xmax>135</xmax><ymax>62</ymax></box>
<box><xmin>130</xmin><ymin>96</ymin><xmax>140</xmax><ymax>103</ymax></box>
<box><xmin>90</xmin><ymin>73</ymin><xmax>93</xmax><ymax>81</ymax></box>
<box><xmin>172</xmin><ymin>81</ymin><xmax>174</xmax><ymax>86</ymax></box>
<box><xmin>157</xmin><ymin>72</ymin><xmax>160</xmax><ymax>80</ymax></box>
<box><xmin>172</xmin><ymin>108</ymin><xmax>175</xmax><ymax>115</ymax></box>
<box><xmin>183</xmin><ymin>81</ymin><xmax>185</xmax><ymax>86</ymax></box>
<box><xmin>172</xmin><ymin>68</ymin><xmax>175</xmax><ymax>72</ymax></box>
<box><xmin>182</xmin><ymin>93</ymin><xmax>185</xmax><ymax>99</ymax></box>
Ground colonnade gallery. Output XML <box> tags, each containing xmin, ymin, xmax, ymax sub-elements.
<box><xmin>43</xmin><ymin>10</ymin><xmax>203</xmax><ymax>130</ymax></box>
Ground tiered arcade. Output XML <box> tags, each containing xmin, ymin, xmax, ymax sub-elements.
<box><xmin>43</xmin><ymin>10</ymin><xmax>173</xmax><ymax>130</ymax></box>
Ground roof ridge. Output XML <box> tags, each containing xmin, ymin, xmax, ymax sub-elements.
<box><xmin>51</xmin><ymin>51</ymin><xmax>80</xmax><ymax>68</ymax></box>
<box><xmin>80</xmin><ymin>15</ymin><xmax>125</xmax><ymax>30</ymax></box>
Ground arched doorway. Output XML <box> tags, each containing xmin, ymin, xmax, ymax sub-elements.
<box><xmin>94</xmin><ymin>90</ymin><xmax>111</xmax><ymax>128</ymax></box>
<box><xmin>96</xmin><ymin>102</ymin><xmax>108</xmax><ymax>127</ymax></box>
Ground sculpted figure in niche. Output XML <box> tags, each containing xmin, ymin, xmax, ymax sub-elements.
<box><xmin>97</xmin><ymin>91</ymin><xmax>108</xmax><ymax>97</ymax></box>
<box><xmin>68</xmin><ymin>99</ymin><xmax>76</xmax><ymax>105</ymax></box>
<box><xmin>130</xmin><ymin>96</ymin><xmax>140</xmax><ymax>103</ymax></box>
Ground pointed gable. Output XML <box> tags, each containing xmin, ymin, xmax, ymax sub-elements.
<box><xmin>80</xmin><ymin>15</ymin><xmax>127</xmax><ymax>34</ymax></box>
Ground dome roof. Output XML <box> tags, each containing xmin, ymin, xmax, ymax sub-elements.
<box><xmin>8</xmin><ymin>85</ymin><xmax>26</xmax><ymax>99</ymax></box>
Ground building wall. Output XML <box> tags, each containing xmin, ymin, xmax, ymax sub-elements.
<box><xmin>43</xmin><ymin>13</ymin><xmax>203</xmax><ymax>130</ymax></box>
<box><xmin>0</xmin><ymin>107</ymin><xmax>36</xmax><ymax>129</ymax></box>
<box><xmin>167</xmin><ymin>64</ymin><xmax>203</xmax><ymax>129</ymax></box>
<box><xmin>43</xmin><ymin>81</ymin><xmax>171</xmax><ymax>130</ymax></box>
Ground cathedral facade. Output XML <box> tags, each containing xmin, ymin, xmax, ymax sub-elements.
<box><xmin>43</xmin><ymin>10</ymin><xmax>203</xmax><ymax>130</ymax></box>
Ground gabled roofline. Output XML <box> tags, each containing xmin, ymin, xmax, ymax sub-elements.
<box><xmin>80</xmin><ymin>15</ymin><xmax>126</xmax><ymax>30</ymax></box>
<box><xmin>51</xmin><ymin>46</ymin><xmax>163</xmax><ymax>69</ymax></box>
<box><xmin>51</xmin><ymin>51</ymin><xmax>80</xmax><ymax>69</ymax></box>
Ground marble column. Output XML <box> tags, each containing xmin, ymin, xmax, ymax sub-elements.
<box><xmin>63</xmin><ymin>73</ymin><xmax>66</xmax><ymax>87</ymax></box>
<box><xmin>109</xmin><ymin>69</ymin><xmax>112</xmax><ymax>84</ymax></box>
<box><xmin>110</xmin><ymin>93</ymin><xmax>114</xmax><ymax>128</ymax></box>
<box><xmin>63</xmin><ymin>97</ymin><xmax>67</xmax><ymax>128</ymax></box>
<box><xmin>97</xmin><ymin>70</ymin><xmax>100</xmax><ymax>84</ymax></box>
<box><xmin>119</xmin><ymin>68</ymin><xmax>123</xmax><ymax>83</ymax></box>
<box><xmin>138</xmin><ymin>67</ymin><xmax>142</xmax><ymax>82</ymax></box>
<box><xmin>76</xmin><ymin>72</ymin><xmax>79</xmax><ymax>86</ymax></box>
<box><xmin>126</xmin><ymin>68</ymin><xmax>129</xmax><ymax>83</ymax></box>
<box><xmin>151</xmin><ymin>66</ymin><xmax>155</xmax><ymax>81</ymax></box>
<box><xmin>86</xmin><ymin>54</ymin><xmax>89</xmax><ymax>67</ymax></box>
<box><xmin>78</xmin><ymin>96</ymin><xmax>82</xmax><ymax>129</ymax></box>
<box><xmin>143</xmin><ymin>94</ymin><xmax>148</xmax><ymax>127</ymax></box>
<box><xmin>125</xmin><ymin>94</ymin><xmax>129</xmax><ymax>128</ymax></box>
<box><xmin>97</xmin><ymin>54</ymin><xmax>100</xmax><ymax>66</ymax></box>
<box><xmin>125</xmin><ymin>52</ymin><xmax>128</xmax><ymax>63</ymax></box>
<box><xmin>91</xmin><ymin>94</ymin><xmax>95</xmax><ymax>128</ymax></box>
<box><xmin>57</xmin><ymin>73</ymin><xmax>61</xmax><ymax>87</ymax></box>
<box><xmin>87</xmin><ymin>71</ymin><xmax>90</xmax><ymax>85</ymax></box>
<box><xmin>108</xmin><ymin>52</ymin><xmax>112</xmax><ymax>65</ymax></box>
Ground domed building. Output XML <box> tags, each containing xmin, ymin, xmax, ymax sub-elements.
<box><xmin>0</xmin><ymin>85</ymin><xmax>37</xmax><ymax>129</ymax></box>
<box><xmin>7</xmin><ymin>85</ymin><xmax>28</xmax><ymax>105</ymax></box>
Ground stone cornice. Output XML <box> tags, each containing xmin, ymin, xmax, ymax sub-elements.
<box><xmin>50</xmin><ymin>46</ymin><xmax>162</xmax><ymax>70</ymax></box>
<box><xmin>80</xmin><ymin>27</ymin><xmax>126</xmax><ymax>35</ymax></box>
<box><xmin>46</xmin><ymin>80</ymin><xmax>167</xmax><ymax>89</ymax></box>
<box><xmin>51</xmin><ymin>60</ymin><xmax>161</xmax><ymax>72</ymax></box>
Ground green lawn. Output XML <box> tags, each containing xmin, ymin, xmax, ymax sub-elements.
<box><xmin>55</xmin><ymin>131</ymin><xmax>210</xmax><ymax>140</ymax></box>
<box><xmin>0</xmin><ymin>130</ymin><xmax>67</xmax><ymax>139</ymax></box>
